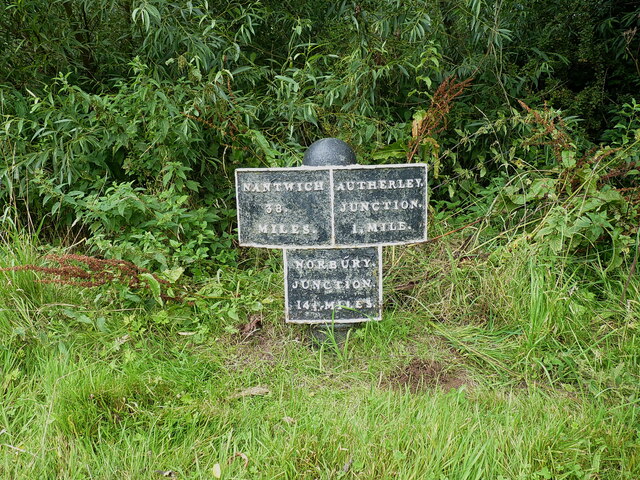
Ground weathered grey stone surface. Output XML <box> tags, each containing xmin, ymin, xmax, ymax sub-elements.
<box><xmin>235</xmin><ymin>164</ymin><xmax>427</xmax><ymax>248</ymax></box>
<box><xmin>333</xmin><ymin>165</ymin><xmax>427</xmax><ymax>245</ymax></box>
<box><xmin>236</xmin><ymin>169</ymin><xmax>332</xmax><ymax>247</ymax></box>
<box><xmin>284</xmin><ymin>247</ymin><xmax>381</xmax><ymax>323</ymax></box>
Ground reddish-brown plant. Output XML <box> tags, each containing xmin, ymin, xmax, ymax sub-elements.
<box><xmin>407</xmin><ymin>76</ymin><xmax>473</xmax><ymax>163</ymax></box>
<box><xmin>0</xmin><ymin>254</ymin><xmax>184</xmax><ymax>302</ymax></box>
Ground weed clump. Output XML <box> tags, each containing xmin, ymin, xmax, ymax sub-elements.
<box><xmin>0</xmin><ymin>254</ymin><xmax>183</xmax><ymax>302</ymax></box>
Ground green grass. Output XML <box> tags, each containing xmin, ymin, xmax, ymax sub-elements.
<box><xmin>1</xmin><ymin>232</ymin><xmax>639</xmax><ymax>479</ymax></box>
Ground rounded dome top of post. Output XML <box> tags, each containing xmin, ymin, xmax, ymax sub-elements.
<box><xmin>302</xmin><ymin>138</ymin><xmax>356</xmax><ymax>166</ymax></box>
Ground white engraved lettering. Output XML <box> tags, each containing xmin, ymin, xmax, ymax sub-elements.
<box><xmin>256</xmin><ymin>223</ymin><xmax>314</xmax><ymax>234</ymax></box>
<box><xmin>294</xmin><ymin>298</ymin><xmax>374</xmax><ymax>311</ymax></box>
<box><xmin>242</xmin><ymin>181</ymin><xmax>325</xmax><ymax>192</ymax></box>
<box><xmin>338</xmin><ymin>199</ymin><xmax>421</xmax><ymax>212</ymax></box>
<box><xmin>333</xmin><ymin>178</ymin><xmax>423</xmax><ymax>191</ymax></box>
<box><xmin>290</xmin><ymin>279</ymin><xmax>374</xmax><ymax>291</ymax></box>
<box><xmin>363</xmin><ymin>221</ymin><xmax>409</xmax><ymax>232</ymax></box>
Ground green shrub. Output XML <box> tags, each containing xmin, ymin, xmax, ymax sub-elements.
<box><xmin>1</xmin><ymin>1</ymin><xmax>638</xmax><ymax>273</ymax></box>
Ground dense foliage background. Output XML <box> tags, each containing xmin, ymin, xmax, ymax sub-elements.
<box><xmin>1</xmin><ymin>0</ymin><xmax>639</xmax><ymax>272</ymax></box>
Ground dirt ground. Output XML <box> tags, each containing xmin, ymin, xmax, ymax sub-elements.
<box><xmin>385</xmin><ymin>358</ymin><xmax>471</xmax><ymax>393</ymax></box>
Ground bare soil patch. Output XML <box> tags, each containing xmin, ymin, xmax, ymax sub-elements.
<box><xmin>227</xmin><ymin>319</ymin><xmax>295</xmax><ymax>369</ymax></box>
<box><xmin>385</xmin><ymin>358</ymin><xmax>471</xmax><ymax>393</ymax></box>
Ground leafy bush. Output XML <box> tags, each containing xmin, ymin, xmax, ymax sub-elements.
<box><xmin>1</xmin><ymin>70</ymin><xmax>239</xmax><ymax>270</ymax></box>
<box><xmin>451</xmin><ymin>102</ymin><xmax>640</xmax><ymax>265</ymax></box>
<box><xmin>1</xmin><ymin>1</ymin><xmax>638</xmax><ymax>273</ymax></box>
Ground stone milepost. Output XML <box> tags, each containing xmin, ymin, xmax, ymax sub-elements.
<box><xmin>235</xmin><ymin>161</ymin><xmax>428</xmax><ymax>324</ymax></box>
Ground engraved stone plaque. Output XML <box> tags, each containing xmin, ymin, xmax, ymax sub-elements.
<box><xmin>236</xmin><ymin>164</ymin><xmax>427</xmax><ymax>248</ymax></box>
<box><xmin>236</xmin><ymin>168</ymin><xmax>332</xmax><ymax>248</ymax></box>
<box><xmin>284</xmin><ymin>247</ymin><xmax>382</xmax><ymax>323</ymax></box>
<box><xmin>332</xmin><ymin>165</ymin><xmax>427</xmax><ymax>246</ymax></box>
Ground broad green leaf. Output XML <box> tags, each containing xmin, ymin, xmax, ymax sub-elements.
<box><xmin>140</xmin><ymin>273</ymin><xmax>163</xmax><ymax>306</ymax></box>
<box><xmin>162</xmin><ymin>267</ymin><xmax>185</xmax><ymax>283</ymax></box>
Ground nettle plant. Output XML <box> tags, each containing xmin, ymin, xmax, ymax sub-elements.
<box><xmin>474</xmin><ymin>102</ymin><xmax>640</xmax><ymax>265</ymax></box>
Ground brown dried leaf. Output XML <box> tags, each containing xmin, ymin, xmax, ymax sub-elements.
<box><xmin>411</xmin><ymin>117</ymin><xmax>421</xmax><ymax>138</ymax></box>
<box><xmin>228</xmin><ymin>452</ymin><xmax>249</xmax><ymax>468</ymax></box>
<box><xmin>229</xmin><ymin>386</ymin><xmax>270</xmax><ymax>400</ymax></box>
<box><xmin>239</xmin><ymin>314</ymin><xmax>262</xmax><ymax>337</ymax></box>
